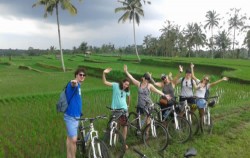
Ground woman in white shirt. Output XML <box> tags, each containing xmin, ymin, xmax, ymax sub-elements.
<box><xmin>191</xmin><ymin>63</ymin><xmax>228</xmax><ymax>123</ymax></box>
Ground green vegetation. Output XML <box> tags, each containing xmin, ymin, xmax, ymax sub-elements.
<box><xmin>0</xmin><ymin>55</ymin><xmax>250</xmax><ymax>157</ymax></box>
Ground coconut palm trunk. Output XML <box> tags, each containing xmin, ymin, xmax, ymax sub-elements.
<box><xmin>56</xmin><ymin>4</ymin><xmax>65</xmax><ymax>72</ymax></box>
<box><xmin>132</xmin><ymin>14</ymin><xmax>141</xmax><ymax>62</ymax></box>
<box><xmin>211</xmin><ymin>29</ymin><xmax>214</xmax><ymax>58</ymax></box>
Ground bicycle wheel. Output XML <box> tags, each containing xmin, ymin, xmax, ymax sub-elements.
<box><xmin>103</xmin><ymin>128</ymin><xmax>126</xmax><ymax>158</ymax></box>
<box><xmin>183</xmin><ymin>111</ymin><xmax>199</xmax><ymax>136</ymax></box>
<box><xmin>201</xmin><ymin>114</ymin><xmax>213</xmax><ymax>134</ymax></box>
<box><xmin>166</xmin><ymin>116</ymin><xmax>191</xmax><ymax>143</ymax></box>
<box><xmin>88</xmin><ymin>138</ymin><xmax>111</xmax><ymax>158</ymax></box>
<box><xmin>142</xmin><ymin>121</ymin><xmax>169</xmax><ymax>151</ymax></box>
<box><xmin>76</xmin><ymin>127</ymin><xmax>86</xmax><ymax>157</ymax></box>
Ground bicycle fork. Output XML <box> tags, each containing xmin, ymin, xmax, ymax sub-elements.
<box><xmin>90</xmin><ymin>125</ymin><xmax>102</xmax><ymax>158</ymax></box>
<box><xmin>109</xmin><ymin>121</ymin><xmax>118</xmax><ymax>146</ymax></box>
<box><xmin>150</xmin><ymin>118</ymin><xmax>157</xmax><ymax>137</ymax></box>
<box><xmin>185</xmin><ymin>101</ymin><xmax>192</xmax><ymax>124</ymax></box>
<box><xmin>204</xmin><ymin>107</ymin><xmax>211</xmax><ymax>125</ymax></box>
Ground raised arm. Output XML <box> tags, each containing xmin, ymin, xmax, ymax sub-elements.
<box><xmin>191</xmin><ymin>63</ymin><xmax>198</xmax><ymax>81</ymax></box>
<box><xmin>103</xmin><ymin>68</ymin><xmax>113</xmax><ymax>86</ymax></box>
<box><xmin>154</xmin><ymin>81</ymin><xmax>163</xmax><ymax>88</ymax></box>
<box><xmin>210</xmin><ymin>77</ymin><xmax>228</xmax><ymax>87</ymax></box>
<box><xmin>124</xmin><ymin>65</ymin><xmax>140</xmax><ymax>87</ymax></box>
<box><xmin>149</xmin><ymin>84</ymin><xmax>171</xmax><ymax>100</ymax></box>
<box><xmin>149</xmin><ymin>73</ymin><xmax>163</xmax><ymax>88</ymax></box>
<box><xmin>173</xmin><ymin>65</ymin><xmax>183</xmax><ymax>85</ymax></box>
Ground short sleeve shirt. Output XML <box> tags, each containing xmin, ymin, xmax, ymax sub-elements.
<box><xmin>195</xmin><ymin>79</ymin><xmax>210</xmax><ymax>98</ymax></box>
<box><xmin>111</xmin><ymin>83</ymin><xmax>130</xmax><ymax>110</ymax></box>
<box><xmin>179</xmin><ymin>77</ymin><xmax>195</xmax><ymax>97</ymax></box>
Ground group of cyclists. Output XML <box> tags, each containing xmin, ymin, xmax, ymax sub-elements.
<box><xmin>63</xmin><ymin>63</ymin><xmax>228</xmax><ymax>158</ymax></box>
<box><xmin>102</xmin><ymin>63</ymin><xmax>228</xmax><ymax>149</ymax></box>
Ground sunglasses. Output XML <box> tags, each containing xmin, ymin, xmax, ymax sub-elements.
<box><xmin>121</xmin><ymin>91</ymin><xmax>123</xmax><ymax>98</ymax></box>
<box><xmin>203</xmin><ymin>78</ymin><xmax>209</xmax><ymax>81</ymax></box>
<box><xmin>78</xmin><ymin>73</ymin><xmax>86</xmax><ymax>77</ymax></box>
<box><xmin>161</xmin><ymin>76</ymin><xmax>166</xmax><ymax>80</ymax></box>
<box><xmin>186</xmin><ymin>81</ymin><xmax>188</xmax><ymax>87</ymax></box>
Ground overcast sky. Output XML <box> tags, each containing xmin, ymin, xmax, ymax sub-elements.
<box><xmin>0</xmin><ymin>0</ymin><xmax>249</xmax><ymax>50</ymax></box>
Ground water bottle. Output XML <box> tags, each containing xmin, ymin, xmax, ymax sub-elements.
<box><xmin>140</xmin><ymin>118</ymin><xmax>145</xmax><ymax>127</ymax></box>
<box><xmin>84</xmin><ymin>132</ymin><xmax>90</xmax><ymax>142</ymax></box>
<box><xmin>163</xmin><ymin>110</ymin><xmax>170</xmax><ymax>119</ymax></box>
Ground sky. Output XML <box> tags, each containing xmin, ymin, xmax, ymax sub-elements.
<box><xmin>0</xmin><ymin>0</ymin><xmax>249</xmax><ymax>50</ymax></box>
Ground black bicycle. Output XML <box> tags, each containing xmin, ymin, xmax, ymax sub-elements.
<box><xmin>154</xmin><ymin>101</ymin><xmax>192</xmax><ymax>144</ymax></box>
<box><xmin>128</xmin><ymin>105</ymin><xmax>169</xmax><ymax>152</ymax></box>
<box><xmin>133</xmin><ymin>147</ymin><xmax>197</xmax><ymax>158</ymax></box>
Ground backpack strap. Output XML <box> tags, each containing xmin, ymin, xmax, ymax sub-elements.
<box><xmin>65</xmin><ymin>82</ymin><xmax>78</xmax><ymax>105</ymax></box>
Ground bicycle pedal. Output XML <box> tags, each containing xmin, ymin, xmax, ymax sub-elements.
<box><xmin>136</xmin><ymin>130</ymin><xmax>142</xmax><ymax>135</ymax></box>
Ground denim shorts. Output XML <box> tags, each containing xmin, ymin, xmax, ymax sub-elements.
<box><xmin>196</xmin><ymin>99</ymin><xmax>206</xmax><ymax>109</ymax></box>
<box><xmin>64</xmin><ymin>114</ymin><xmax>80</xmax><ymax>138</ymax></box>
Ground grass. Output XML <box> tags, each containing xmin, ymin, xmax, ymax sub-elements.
<box><xmin>0</xmin><ymin>54</ymin><xmax>250</xmax><ymax>157</ymax></box>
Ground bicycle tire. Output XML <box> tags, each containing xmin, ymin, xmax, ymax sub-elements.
<box><xmin>183</xmin><ymin>111</ymin><xmax>199</xmax><ymax>136</ymax></box>
<box><xmin>201</xmin><ymin>115</ymin><xmax>213</xmax><ymax>134</ymax></box>
<box><xmin>142</xmin><ymin>121</ymin><xmax>169</xmax><ymax>151</ymax></box>
<box><xmin>103</xmin><ymin>128</ymin><xmax>126</xmax><ymax>158</ymax></box>
<box><xmin>88</xmin><ymin>138</ymin><xmax>111</xmax><ymax>158</ymax></box>
<box><xmin>166</xmin><ymin>116</ymin><xmax>191</xmax><ymax>143</ymax></box>
<box><xmin>76</xmin><ymin>127</ymin><xmax>86</xmax><ymax>157</ymax></box>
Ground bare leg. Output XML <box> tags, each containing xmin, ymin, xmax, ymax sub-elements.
<box><xmin>199</xmin><ymin>108</ymin><xmax>205</xmax><ymax>132</ymax></box>
<box><xmin>66</xmin><ymin>136</ymin><xmax>77</xmax><ymax>158</ymax></box>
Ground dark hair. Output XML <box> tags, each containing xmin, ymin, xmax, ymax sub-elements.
<box><xmin>74</xmin><ymin>67</ymin><xmax>86</xmax><ymax>77</ymax></box>
<box><xmin>119</xmin><ymin>78</ymin><xmax>130</xmax><ymax>92</ymax></box>
<box><xmin>185</xmin><ymin>69</ymin><xmax>191</xmax><ymax>74</ymax></box>
<box><xmin>143</xmin><ymin>73</ymin><xmax>151</xmax><ymax>81</ymax></box>
<box><xmin>161</xmin><ymin>74</ymin><xmax>167</xmax><ymax>80</ymax></box>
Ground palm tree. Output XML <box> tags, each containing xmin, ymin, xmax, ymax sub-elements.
<box><xmin>243</xmin><ymin>30</ymin><xmax>250</xmax><ymax>59</ymax></box>
<box><xmin>33</xmin><ymin>0</ymin><xmax>81</xmax><ymax>72</ymax></box>
<box><xmin>215</xmin><ymin>30</ymin><xmax>231</xmax><ymax>58</ymax></box>
<box><xmin>227</xmin><ymin>8</ymin><xmax>247</xmax><ymax>53</ymax></box>
<box><xmin>183</xmin><ymin>23</ymin><xmax>196</xmax><ymax>57</ymax></box>
<box><xmin>204</xmin><ymin>10</ymin><xmax>220</xmax><ymax>58</ymax></box>
<box><xmin>193</xmin><ymin>23</ymin><xmax>206</xmax><ymax>57</ymax></box>
<box><xmin>115</xmin><ymin>0</ymin><xmax>150</xmax><ymax>62</ymax></box>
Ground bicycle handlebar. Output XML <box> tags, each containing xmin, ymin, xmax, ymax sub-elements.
<box><xmin>76</xmin><ymin>115</ymin><xmax>107</xmax><ymax>122</ymax></box>
<box><xmin>179</xmin><ymin>96</ymin><xmax>218</xmax><ymax>100</ymax></box>
<box><xmin>106</xmin><ymin>106</ymin><xmax>126</xmax><ymax>112</ymax></box>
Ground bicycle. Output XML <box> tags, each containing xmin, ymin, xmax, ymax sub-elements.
<box><xmin>154</xmin><ymin>100</ymin><xmax>192</xmax><ymax>144</ymax></box>
<box><xmin>128</xmin><ymin>105</ymin><xmax>169</xmax><ymax>151</ymax></box>
<box><xmin>199</xmin><ymin>96</ymin><xmax>218</xmax><ymax>134</ymax></box>
<box><xmin>133</xmin><ymin>147</ymin><xmax>197</xmax><ymax>158</ymax></box>
<box><xmin>178</xmin><ymin>97</ymin><xmax>200</xmax><ymax>136</ymax></box>
<box><xmin>76</xmin><ymin>115</ymin><xmax>111</xmax><ymax>158</ymax></box>
<box><xmin>103</xmin><ymin>107</ymin><xmax>126</xmax><ymax>158</ymax></box>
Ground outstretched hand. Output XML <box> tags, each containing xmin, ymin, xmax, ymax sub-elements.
<box><xmin>124</xmin><ymin>65</ymin><xmax>128</xmax><ymax>72</ymax></box>
<box><xmin>104</xmin><ymin>68</ymin><xmax>112</xmax><ymax>74</ymax></box>
<box><xmin>222</xmin><ymin>77</ymin><xmax>229</xmax><ymax>81</ymax></box>
<box><xmin>179</xmin><ymin>65</ymin><xmax>183</xmax><ymax>73</ymax></box>
<box><xmin>190</xmin><ymin>63</ymin><xmax>194</xmax><ymax>68</ymax></box>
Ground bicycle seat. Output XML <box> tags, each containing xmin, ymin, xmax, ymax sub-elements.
<box><xmin>184</xmin><ymin>148</ymin><xmax>197</xmax><ymax>157</ymax></box>
<box><xmin>208</xmin><ymin>99</ymin><xmax>216</xmax><ymax>107</ymax></box>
